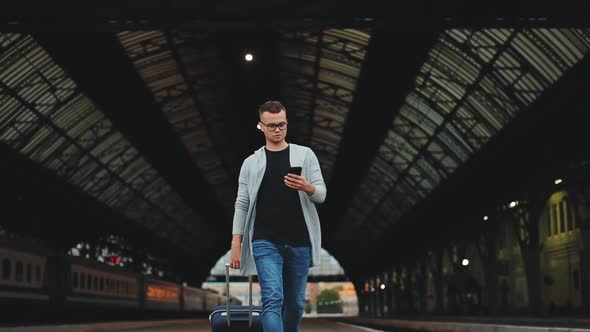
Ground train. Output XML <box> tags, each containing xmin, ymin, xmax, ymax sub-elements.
<box><xmin>0</xmin><ymin>239</ymin><xmax>239</xmax><ymax>320</ymax></box>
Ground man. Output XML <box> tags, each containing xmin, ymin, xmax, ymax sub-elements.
<box><xmin>229</xmin><ymin>101</ymin><xmax>326</xmax><ymax>332</ymax></box>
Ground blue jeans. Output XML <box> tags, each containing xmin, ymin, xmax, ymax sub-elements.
<box><xmin>252</xmin><ymin>239</ymin><xmax>310</xmax><ymax>332</ymax></box>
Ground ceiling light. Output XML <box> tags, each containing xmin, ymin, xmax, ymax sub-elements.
<box><xmin>554</xmin><ymin>179</ymin><xmax>562</xmax><ymax>185</ymax></box>
<box><xmin>245</xmin><ymin>53</ymin><xmax>253</xmax><ymax>62</ymax></box>
<box><xmin>483</xmin><ymin>215</ymin><xmax>489</xmax><ymax>221</ymax></box>
<box><xmin>462</xmin><ymin>259</ymin><xmax>469</xmax><ymax>266</ymax></box>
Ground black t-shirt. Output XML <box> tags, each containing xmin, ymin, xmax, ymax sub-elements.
<box><xmin>252</xmin><ymin>145</ymin><xmax>310</xmax><ymax>246</ymax></box>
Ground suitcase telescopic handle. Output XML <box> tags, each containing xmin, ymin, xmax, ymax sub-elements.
<box><xmin>224</xmin><ymin>263</ymin><xmax>253</xmax><ymax>328</ymax></box>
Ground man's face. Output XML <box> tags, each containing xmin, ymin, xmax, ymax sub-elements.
<box><xmin>259</xmin><ymin>110</ymin><xmax>288</xmax><ymax>143</ymax></box>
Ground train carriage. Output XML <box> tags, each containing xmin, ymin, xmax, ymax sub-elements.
<box><xmin>142</xmin><ymin>277</ymin><xmax>182</xmax><ymax>311</ymax></box>
<box><xmin>65</xmin><ymin>255</ymin><xmax>140</xmax><ymax>309</ymax></box>
<box><xmin>182</xmin><ymin>285</ymin><xmax>207</xmax><ymax>312</ymax></box>
<box><xmin>0</xmin><ymin>239</ymin><xmax>230</xmax><ymax>319</ymax></box>
<box><xmin>0</xmin><ymin>240</ymin><xmax>49</xmax><ymax>305</ymax></box>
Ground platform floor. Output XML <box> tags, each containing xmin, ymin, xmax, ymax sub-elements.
<box><xmin>0</xmin><ymin>318</ymin><xmax>386</xmax><ymax>332</ymax></box>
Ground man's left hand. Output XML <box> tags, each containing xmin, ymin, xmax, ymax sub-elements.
<box><xmin>284</xmin><ymin>173</ymin><xmax>316</xmax><ymax>196</ymax></box>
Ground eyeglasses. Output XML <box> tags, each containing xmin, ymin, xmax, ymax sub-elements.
<box><xmin>259</xmin><ymin>121</ymin><xmax>288</xmax><ymax>131</ymax></box>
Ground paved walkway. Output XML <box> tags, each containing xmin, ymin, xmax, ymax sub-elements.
<box><xmin>0</xmin><ymin>319</ymin><xmax>387</xmax><ymax>332</ymax></box>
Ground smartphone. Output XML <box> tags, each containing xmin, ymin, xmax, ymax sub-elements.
<box><xmin>286</xmin><ymin>166</ymin><xmax>302</xmax><ymax>176</ymax></box>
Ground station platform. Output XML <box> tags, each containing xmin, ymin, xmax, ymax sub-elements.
<box><xmin>3</xmin><ymin>316</ymin><xmax>590</xmax><ymax>332</ymax></box>
<box><xmin>0</xmin><ymin>318</ymin><xmax>387</xmax><ymax>332</ymax></box>
<box><xmin>333</xmin><ymin>316</ymin><xmax>590</xmax><ymax>332</ymax></box>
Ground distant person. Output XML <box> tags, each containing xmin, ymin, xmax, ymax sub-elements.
<box><xmin>229</xmin><ymin>101</ymin><xmax>326</xmax><ymax>332</ymax></box>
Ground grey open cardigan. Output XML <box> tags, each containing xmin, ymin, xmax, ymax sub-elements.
<box><xmin>232</xmin><ymin>143</ymin><xmax>326</xmax><ymax>276</ymax></box>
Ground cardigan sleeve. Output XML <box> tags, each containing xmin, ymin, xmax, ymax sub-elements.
<box><xmin>306</xmin><ymin>148</ymin><xmax>327</xmax><ymax>204</ymax></box>
<box><xmin>232</xmin><ymin>158</ymin><xmax>250</xmax><ymax>235</ymax></box>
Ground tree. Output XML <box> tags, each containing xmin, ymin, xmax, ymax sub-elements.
<box><xmin>504</xmin><ymin>196</ymin><xmax>547</xmax><ymax>315</ymax></box>
<box><xmin>475</xmin><ymin>212</ymin><xmax>501</xmax><ymax>314</ymax></box>
<box><xmin>316</xmin><ymin>288</ymin><xmax>343</xmax><ymax>314</ymax></box>
<box><xmin>430</xmin><ymin>250</ymin><xmax>445</xmax><ymax>313</ymax></box>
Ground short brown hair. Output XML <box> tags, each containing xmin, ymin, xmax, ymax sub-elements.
<box><xmin>258</xmin><ymin>101</ymin><xmax>286</xmax><ymax>117</ymax></box>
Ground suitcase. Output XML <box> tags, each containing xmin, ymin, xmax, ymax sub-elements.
<box><xmin>209</xmin><ymin>263</ymin><xmax>263</xmax><ymax>331</ymax></box>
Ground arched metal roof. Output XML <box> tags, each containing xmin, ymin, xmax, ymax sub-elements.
<box><xmin>117</xmin><ymin>30</ymin><xmax>237</xmax><ymax>215</ymax></box>
<box><xmin>0</xmin><ymin>33</ymin><xmax>206</xmax><ymax>251</ymax></box>
<box><xmin>338</xmin><ymin>29</ymin><xmax>590</xmax><ymax>240</ymax></box>
<box><xmin>2</xmin><ymin>12</ymin><xmax>590</xmax><ymax>282</ymax></box>
<box><xmin>280</xmin><ymin>28</ymin><xmax>370</xmax><ymax>181</ymax></box>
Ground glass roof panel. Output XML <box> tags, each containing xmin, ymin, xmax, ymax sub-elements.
<box><xmin>0</xmin><ymin>33</ymin><xmax>205</xmax><ymax>249</ymax></box>
<box><xmin>280</xmin><ymin>28</ymin><xmax>370</xmax><ymax>184</ymax></box>
<box><xmin>346</xmin><ymin>28</ymin><xmax>590</xmax><ymax>234</ymax></box>
<box><xmin>117</xmin><ymin>30</ymin><xmax>235</xmax><ymax>214</ymax></box>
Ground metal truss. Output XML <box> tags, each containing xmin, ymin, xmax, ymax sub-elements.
<box><xmin>344</xmin><ymin>28</ymin><xmax>590</xmax><ymax>238</ymax></box>
<box><xmin>116</xmin><ymin>30</ymin><xmax>236</xmax><ymax>215</ymax></box>
<box><xmin>0</xmin><ymin>33</ymin><xmax>205</xmax><ymax>251</ymax></box>
<box><xmin>279</xmin><ymin>28</ymin><xmax>370</xmax><ymax>184</ymax></box>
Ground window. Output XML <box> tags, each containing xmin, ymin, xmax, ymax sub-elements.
<box><xmin>94</xmin><ymin>276</ymin><xmax>98</xmax><ymax>290</ymax></box>
<box><xmin>100</xmin><ymin>276</ymin><xmax>104</xmax><ymax>291</ymax></box>
<box><xmin>73</xmin><ymin>272</ymin><xmax>79</xmax><ymax>288</ymax></box>
<box><xmin>2</xmin><ymin>259</ymin><xmax>10</xmax><ymax>280</ymax></box>
<box><xmin>87</xmin><ymin>274</ymin><xmax>92</xmax><ymax>290</ymax></box>
<box><xmin>35</xmin><ymin>265</ymin><xmax>41</xmax><ymax>284</ymax></box>
<box><xmin>15</xmin><ymin>261</ymin><xmax>23</xmax><ymax>282</ymax></box>
<box><xmin>80</xmin><ymin>272</ymin><xmax>86</xmax><ymax>289</ymax></box>
<box><xmin>547</xmin><ymin>205</ymin><xmax>552</xmax><ymax>236</ymax></box>
<box><xmin>116</xmin><ymin>280</ymin><xmax>120</xmax><ymax>294</ymax></box>
<box><xmin>567</xmin><ymin>202</ymin><xmax>574</xmax><ymax>231</ymax></box>
<box><xmin>547</xmin><ymin>191</ymin><xmax>582</xmax><ymax>238</ymax></box>
<box><xmin>26</xmin><ymin>264</ymin><xmax>32</xmax><ymax>283</ymax></box>
<box><xmin>559</xmin><ymin>201</ymin><xmax>566</xmax><ymax>233</ymax></box>
<box><xmin>551</xmin><ymin>204</ymin><xmax>558</xmax><ymax>235</ymax></box>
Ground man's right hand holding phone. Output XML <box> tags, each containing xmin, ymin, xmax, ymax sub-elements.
<box><xmin>284</xmin><ymin>166</ymin><xmax>316</xmax><ymax>196</ymax></box>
